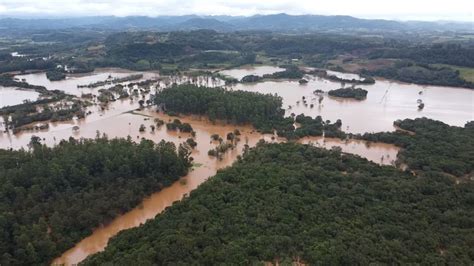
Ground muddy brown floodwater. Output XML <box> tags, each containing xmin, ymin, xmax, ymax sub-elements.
<box><xmin>14</xmin><ymin>68</ymin><xmax>161</xmax><ymax>96</ymax></box>
<box><xmin>50</xmin><ymin>108</ymin><xmax>398</xmax><ymax>265</ymax></box>
<box><xmin>2</xmin><ymin>67</ymin><xmax>469</xmax><ymax>265</ymax></box>
<box><xmin>231</xmin><ymin>75</ymin><xmax>474</xmax><ymax>133</ymax></box>
<box><xmin>0</xmin><ymin>86</ymin><xmax>39</xmax><ymax>107</ymax></box>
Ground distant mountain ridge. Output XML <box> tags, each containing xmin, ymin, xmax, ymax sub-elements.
<box><xmin>0</xmin><ymin>13</ymin><xmax>472</xmax><ymax>32</ymax></box>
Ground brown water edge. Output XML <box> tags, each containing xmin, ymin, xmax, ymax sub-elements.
<box><xmin>50</xmin><ymin>109</ymin><xmax>399</xmax><ymax>265</ymax></box>
<box><xmin>50</xmin><ymin>112</ymin><xmax>273</xmax><ymax>265</ymax></box>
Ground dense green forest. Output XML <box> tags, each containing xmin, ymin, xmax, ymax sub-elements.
<box><xmin>328</xmin><ymin>87</ymin><xmax>368</xmax><ymax>100</ymax></box>
<box><xmin>45</xmin><ymin>70</ymin><xmax>66</xmax><ymax>81</ymax></box>
<box><xmin>84</xmin><ymin>142</ymin><xmax>474</xmax><ymax>265</ymax></box>
<box><xmin>358</xmin><ymin>118</ymin><xmax>474</xmax><ymax>177</ymax></box>
<box><xmin>155</xmin><ymin>84</ymin><xmax>286</xmax><ymax>130</ymax></box>
<box><xmin>0</xmin><ymin>136</ymin><xmax>191</xmax><ymax>265</ymax></box>
<box><xmin>1</xmin><ymin>30</ymin><xmax>473</xmax><ymax>88</ymax></box>
<box><xmin>154</xmin><ymin>84</ymin><xmax>346</xmax><ymax>138</ymax></box>
<box><xmin>362</xmin><ymin>61</ymin><xmax>474</xmax><ymax>88</ymax></box>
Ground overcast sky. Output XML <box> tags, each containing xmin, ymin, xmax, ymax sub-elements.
<box><xmin>0</xmin><ymin>0</ymin><xmax>472</xmax><ymax>21</ymax></box>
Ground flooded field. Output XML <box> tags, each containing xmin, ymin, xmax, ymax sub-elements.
<box><xmin>326</xmin><ymin>70</ymin><xmax>365</xmax><ymax>80</ymax></box>
<box><xmin>51</xmin><ymin>109</ymin><xmax>398</xmax><ymax>265</ymax></box>
<box><xmin>14</xmin><ymin>68</ymin><xmax>161</xmax><ymax>96</ymax></box>
<box><xmin>220</xmin><ymin>65</ymin><xmax>284</xmax><ymax>80</ymax></box>
<box><xmin>233</xmin><ymin>76</ymin><xmax>473</xmax><ymax>133</ymax></box>
<box><xmin>1</xmin><ymin>66</ymin><xmax>471</xmax><ymax>265</ymax></box>
<box><xmin>0</xmin><ymin>86</ymin><xmax>39</xmax><ymax>107</ymax></box>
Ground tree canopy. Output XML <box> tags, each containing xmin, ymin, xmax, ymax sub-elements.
<box><xmin>84</xmin><ymin>142</ymin><xmax>474</xmax><ymax>265</ymax></box>
<box><xmin>0</xmin><ymin>136</ymin><xmax>191</xmax><ymax>265</ymax></box>
<box><xmin>358</xmin><ymin>118</ymin><xmax>474</xmax><ymax>177</ymax></box>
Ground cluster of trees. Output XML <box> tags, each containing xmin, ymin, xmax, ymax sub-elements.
<box><xmin>240</xmin><ymin>65</ymin><xmax>305</xmax><ymax>83</ymax></box>
<box><xmin>0</xmin><ymin>75</ymin><xmax>49</xmax><ymax>95</ymax></box>
<box><xmin>155</xmin><ymin>85</ymin><xmax>347</xmax><ymax>139</ymax></box>
<box><xmin>84</xmin><ymin>142</ymin><xmax>474</xmax><ymax>265</ymax></box>
<box><xmin>0</xmin><ymin>93</ymin><xmax>68</xmax><ymax>116</ymax></box>
<box><xmin>240</xmin><ymin>74</ymin><xmax>262</xmax><ymax>83</ymax></box>
<box><xmin>45</xmin><ymin>70</ymin><xmax>66</xmax><ymax>81</ymax></box>
<box><xmin>263</xmin><ymin>65</ymin><xmax>305</xmax><ymax>79</ymax></box>
<box><xmin>328</xmin><ymin>87</ymin><xmax>368</xmax><ymax>100</ymax></box>
<box><xmin>0</xmin><ymin>58</ymin><xmax>55</xmax><ymax>74</ymax></box>
<box><xmin>292</xmin><ymin>114</ymin><xmax>344</xmax><ymax>139</ymax></box>
<box><xmin>2</xmin><ymin>29</ymin><xmax>474</xmax><ymax>89</ymax></box>
<box><xmin>6</xmin><ymin>101</ymin><xmax>85</xmax><ymax>133</ymax></box>
<box><xmin>362</xmin><ymin>61</ymin><xmax>474</xmax><ymax>88</ymax></box>
<box><xmin>0</xmin><ymin>136</ymin><xmax>191</xmax><ymax>265</ymax></box>
<box><xmin>155</xmin><ymin>85</ymin><xmax>285</xmax><ymax>131</ymax></box>
<box><xmin>358</xmin><ymin>118</ymin><xmax>474</xmax><ymax>177</ymax></box>
<box><xmin>165</xmin><ymin>119</ymin><xmax>194</xmax><ymax>133</ymax></box>
<box><xmin>77</xmin><ymin>74</ymin><xmax>143</xmax><ymax>89</ymax></box>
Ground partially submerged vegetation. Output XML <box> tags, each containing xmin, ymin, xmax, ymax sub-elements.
<box><xmin>77</xmin><ymin>74</ymin><xmax>144</xmax><ymax>88</ymax></box>
<box><xmin>0</xmin><ymin>75</ymin><xmax>49</xmax><ymax>95</ymax></box>
<box><xmin>309</xmin><ymin>68</ymin><xmax>376</xmax><ymax>85</ymax></box>
<box><xmin>358</xmin><ymin>118</ymin><xmax>474</xmax><ymax>177</ymax></box>
<box><xmin>7</xmin><ymin>101</ymin><xmax>86</xmax><ymax>133</ymax></box>
<box><xmin>0</xmin><ymin>23</ymin><xmax>473</xmax><ymax>266</ymax></box>
<box><xmin>328</xmin><ymin>87</ymin><xmax>368</xmax><ymax>100</ymax></box>
<box><xmin>165</xmin><ymin>118</ymin><xmax>194</xmax><ymax>133</ymax></box>
<box><xmin>46</xmin><ymin>70</ymin><xmax>66</xmax><ymax>81</ymax></box>
<box><xmin>155</xmin><ymin>84</ymin><xmax>346</xmax><ymax>139</ymax></box>
<box><xmin>84</xmin><ymin>142</ymin><xmax>474</xmax><ymax>265</ymax></box>
<box><xmin>240</xmin><ymin>65</ymin><xmax>305</xmax><ymax>83</ymax></box>
<box><xmin>155</xmin><ymin>84</ymin><xmax>285</xmax><ymax>130</ymax></box>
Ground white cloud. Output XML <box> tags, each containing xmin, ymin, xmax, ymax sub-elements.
<box><xmin>0</xmin><ymin>0</ymin><xmax>472</xmax><ymax>21</ymax></box>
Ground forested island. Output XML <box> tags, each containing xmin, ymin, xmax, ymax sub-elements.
<box><xmin>0</xmin><ymin>137</ymin><xmax>191</xmax><ymax>265</ymax></box>
<box><xmin>155</xmin><ymin>84</ymin><xmax>346</xmax><ymax>138</ymax></box>
<box><xmin>45</xmin><ymin>70</ymin><xmax>66</xmax><ymax>81</ymax></box>
<box><xmin>84</xmin><ymin>141</ymin><xmax>474</xmax><ymax>265</ymax></box>
<box><xmin>328</xmin><ymin>87</ymin><xmax>368</xmax><ymax>100</ymax></box>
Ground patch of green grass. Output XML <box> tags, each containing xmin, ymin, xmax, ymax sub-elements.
<box><xmin>192</xmin><ymin>162</ymin><xmax>203</xmax><ymax>169</ymax></box>
<box><xmin>433</xmin><ymin>64</ymin><xmax>474</xmax><ymax>83</ymax></box>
